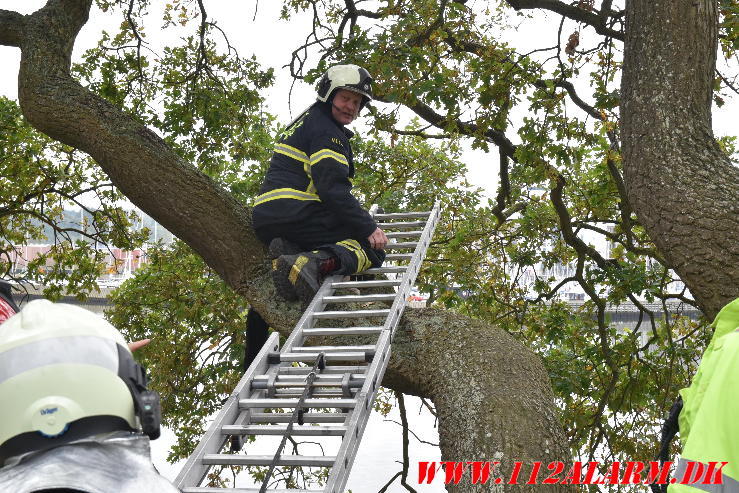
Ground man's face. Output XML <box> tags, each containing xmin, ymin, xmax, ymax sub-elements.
<box><xmin>331</xmin><ymin>89</ymin><xmax>363</xmax><ymax>125</ymax></box>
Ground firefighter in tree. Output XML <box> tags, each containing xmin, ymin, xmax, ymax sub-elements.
<box><xmin>244</xmin><ymin>64</ymin><xmax>388</xmax><ymax>368</ymax></box>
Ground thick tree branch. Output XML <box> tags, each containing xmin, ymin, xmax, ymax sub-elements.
<box><xmin>717</xmin><ymin>68</ymin><xmax>739</xmax><ymax>97</ymax></box>
<box><xmin>399</xmin><ymin>97</ymin><xmax>518</xmax><ymax>157</ymax></box>
<box><xmin>391</xmin><ymin>128</ymin><xmax>451</xmax><ymax>139</ymax></box>
<box><xmin>551</xmin><ymin>175</ymin><xmax>612</xmax><ymax>272</ymax></box>
<box><xmin>407</xmin><ymin>0</ymin><xmax>449</xmax><ymax>46</ymax></box>
<box><xmin>0</xmin><ymin>9</ymin><xmax>26</xmax><ymax>47</ymax></box>
<box><xmin>621</xmin><ymin>0</ymin><xmax>739</xmax><ymax>319</ymax></box>
<box><xmin>123</xmin><ymin>0</ymin><xmax>145</xmax><ymax>80</ymax></box>
<box><xmin>505</xmin><ymin>0</ymin><xmax>623</xmax><ymax>40</ymax></box>
<box><xmin>492</xmin><ymin>147</ymin><xmax>512</xmax><ymax>224</ymax></box>
<box><xmin>343</xmin><ymin>0</ymin><xmax>392</xmax><ymax>20</ymax></box>
<box><xmin>536</xmin><ymin>79</ymin><xmax>603</xmax><ymax>120</ymax></box>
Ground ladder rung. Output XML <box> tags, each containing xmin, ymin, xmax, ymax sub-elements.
<box><xmin>292</xmin><ymin>345</ymin><xmax>376</xmax><ymax>353</ymax></box>
<box><xmin>269</xmin><ymin>389</ymin><xmax>357</xmax><ymax>398</ymax></box>
<box><xmin>385</xmin><ymin>253</ymin><xmax>413</xmax><ymax>261</ymax></box>
<box><xmin>277</xmin><ymin>365</ymin><xmax>368</xmax><ymax>375</ymax></box>
<box><xmin>385</xmin><ymin>231</ymin><xmax>422</xmax><ymax>238</ymax></box>
<box><xmin>322</xmin><ymin>294</ymin><xmax>396</xmax><ymax>303</ymax></box>
<box><xmin>385</xmin><ymin>242</ymin><xmax>418</xmax><ymax>250</ymax></box>
<box><xmin>240</xmin><ymin>398</ymin><xmax>356</xmax><ymax>409</ymax></box>
<box><xmin>183</xmin><ymin>488</ymin><xmax>323</xmax><ymax>493</ymax></box>
<box><xmin>374</xmin><ymin>211</ymin><xmax>430</xmax><ymax>219</ymax></box>
<box><xmin>203</xmin><ymin>454</ymin><xmax>336</xmax><ymax>467</ymax></box>
<box><xmin>377</xmin><ymin>220</ymin><xmax>426</xmax><ymax>229</ymax></box>
<box><xmin>278</xmin><ymin>352</ymin><xmax>371</xmax><ymax>362</ymax></box>
<box><xmin>222</xmin><ymin>424</ymin><xmax>347</xmax><ymax>436</ymax></box>
<box><xmin>256</xmin><ymin>382</ymin><xmax>353</xmax><ymax>391</ymax></box>
<box><xmin>363</xmin><ymin>266</ymin><xmax>406</xmax><ymax>274</ymax></box>
<box><xmin>313</xmin><ymin>309</ymin><xmax>390</xmax><ymax>319</ymax></box>
<box><xmin>248</xmin><ymin>412</ymin><xmax>347</xmax><ymax>423</ymax></box>
<box><xmin>302</xmin><ymin>326</ymin><xmax>383</xmax><ymax>336</ymax></box>
<box><xmin>252</xmin><ymin>378</ymin><xmax>363</xmax><ymax>394</ymax></box>
<box><xmin>253</xmin><ymin>374</ymin><xmax>365</xmax><ymax>386</ymax></box>
<box><xmin>331</xmin><ymin>280</ymin><xmax>401</xmax><ymax>288</ymax></box>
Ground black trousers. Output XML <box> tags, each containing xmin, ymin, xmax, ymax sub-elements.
<box><xmin>255</xmin><ymin>210</ymin><xmax>385</xmax><ymax>275</ymax></box>
<box><xmin>243</xmin><ymin>308</ymin><xmax>269</xmax><ymax>372</ymax></box>
<box><xmin>244</xmin><ymin>212</ymin><xmax>385</xmax><ymax>370</ymax></box>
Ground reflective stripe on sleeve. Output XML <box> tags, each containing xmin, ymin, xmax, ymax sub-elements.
<box><xmin>274</xmin><ymin>143</ymin><xmax>309</xmax><ymax>164</ymax></box>
<box><xmin>310</xmin><ymin>148</ymin><xmax>349</xmax><ymax>167</ymax></box>
<box><xmin>254</xmin><ymin>188</ymin><xmax>321</xmax><ymax>206</ymax></box>
<box><xmin>673</xmin><ymin>458</ymin><xmax>738</xmax><ymax>493</ymax></box>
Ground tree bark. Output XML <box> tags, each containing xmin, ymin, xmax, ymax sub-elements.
<box><xmin>621</xmin><ymin>0</ymin><xmax>739</xmax><ymax>320</ymax></box>
<box><xmin>2</xmin><ymin>1</ymin><xmax>571</xmax><ymax>489</ymax></box>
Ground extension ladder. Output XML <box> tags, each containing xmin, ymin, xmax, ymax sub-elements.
<box><xmin>175</xmin><ymin>202</ymin><xmax>440</xmax><ymax>493</ymax></box>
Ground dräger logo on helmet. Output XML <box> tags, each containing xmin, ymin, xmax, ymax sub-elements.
<box><xmin>40</xmin><ymin>408</ymin><xmax>58</xmax><ymax>416</ymax></box>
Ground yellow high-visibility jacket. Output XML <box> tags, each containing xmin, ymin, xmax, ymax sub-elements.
<box><xmin>669</xmin><ymin>299</ymin><xmax>739</xmax><ymax>492</ymax></box>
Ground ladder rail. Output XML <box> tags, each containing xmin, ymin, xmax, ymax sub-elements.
<box><xmin>321</xmin><ymin>331</ymin><xmax>391</xmax><ymax>493</ymax></box>
<box><xmin>174</xmin><ymin>332</ymin><xmax>281</xmax><ymax>489</ymax></box>
<box><xmin>383</xmin><ymin>201</ymin><xmax>440</xmax><ymax>341</ymax></box>
<box><xmin>324</xmin><ymin>201</ymin><xmax>441</xmax><ymax>492</ymax></box>
<box><xmin>176</xmin><ymin>201</ymin><xmax>440</xmax><ymax>492</ymax></box>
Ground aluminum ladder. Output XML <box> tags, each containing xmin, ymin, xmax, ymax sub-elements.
<box><xmin>174</xmin><ymin>202</ymin><xmax>440</xmax><ymax>493</ymax></box>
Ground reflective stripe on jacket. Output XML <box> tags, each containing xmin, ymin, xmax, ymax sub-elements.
<box><xmin>253</xmin><ymin>102</ymin><xmax>377</xmax><ymax>238</ymax></box>
<box><xmin>669</xmin><ymin>298</ymin><xmax>739</xmax><ymax>492</ymax></box>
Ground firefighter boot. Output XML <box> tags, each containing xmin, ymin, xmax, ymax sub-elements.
<box><xmin>268</xmin><ymin>238</ymin><xmax>302</xmax><ymax>301</ymax></box>
<box><xmin>268</xmin><ymin>237</ymin><xmax>302</xmax><ymax>259</ymax></box>
<box><xmin>273</xmin><ymin>250</ymin><xmax>338</xmax><ymax>305</ymax></box>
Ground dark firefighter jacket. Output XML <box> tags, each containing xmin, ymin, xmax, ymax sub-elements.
<box><xmin>252</xmin><ymin>102</ymin><xmax>377</xmax><ymax>239</ymax></box>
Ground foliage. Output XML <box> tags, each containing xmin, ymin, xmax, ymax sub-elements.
<box><xmin>280</xmin><ymin>0</ymin><xmax>733</xmax><ymax>472</ymax></box>
<box><xmin>77</xmin><ymin>0</ymin><xmax>277</xmax><ymax>198</ymax></box>
<box><xmin>0</xmin><ymin>96</ymin><xmax>146</xmax><ymax>299</ymax></box>
<box><xmin>107</xmin><ymin>240</ymin><xmax>249</xmax><ymax>463</ymax></box>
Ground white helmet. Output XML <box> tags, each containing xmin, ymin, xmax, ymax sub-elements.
<box><xmin>0</xmin><ymin>300</ymin><xmax>160</xmax><ymax>463</ymax></box>
<box><xmin>316</xmin><ymin>64</ymin><xmax>373</xmax><ymax>108</ymax></box>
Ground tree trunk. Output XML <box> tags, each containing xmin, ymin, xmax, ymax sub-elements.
<box><xmin>621</xmin><ymin>0</ymin><xmax>739</xmax><ymax>320</ymax></box>
<box><xmin>388</xmin><ymin>309</ymin><xmax>571</xmax><ymax>491</ymax></box>
<box><xmin>0</xmin><ymin>0</ymin><xmax>571</xmax><ymax>489</ymax></box>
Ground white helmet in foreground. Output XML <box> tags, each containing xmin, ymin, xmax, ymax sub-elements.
<box><xmin>0</xmin><ymin>300</ymin><xmax>160</xmax><ymax>464</ymax></box>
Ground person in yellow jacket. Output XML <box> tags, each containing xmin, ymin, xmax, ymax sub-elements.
<box><xmin>668</xmin><ymin>298</ymin><xmax>739</xmax><ymax>491</ymax></box>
